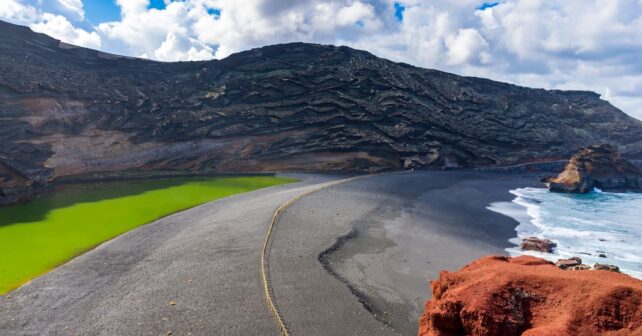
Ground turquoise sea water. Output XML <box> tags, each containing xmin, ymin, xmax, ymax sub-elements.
<box><xmin>489</xmin><ymin>188</ymin><xmax>642</xmax><ymax>279</ymax></box>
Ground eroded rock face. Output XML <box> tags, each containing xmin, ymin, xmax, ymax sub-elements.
<box><xmin>2</xmin><ymin>20</ymin><xmax>642</xmax><ymax>204</ymax></box>
<box><xmin>419</xmin><ymin>256</ymin><xmax>642</xmax><ymax>336</ymax></box>
<box><xmin>544</xmin><ymin>144</ymin><xmax>642</xmax><ymax>193</ymax></box>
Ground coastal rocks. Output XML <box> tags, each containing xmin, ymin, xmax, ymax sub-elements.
<box><xmin>555</xmin><ymin>257</ymin><xmax>620</xmax><ymax>272</ymax></box>
<box><xmin>519</xmin><ymin>237</ymin><xmax>556</xmax><ymax>253</ymax></box>
<box><xmin>419</xmin><ymin>256</ymin><xmax>642</xmax><ymax>336</ymax></box>
<box><xmin>594</xmin><ymin>263</ymin><xmax>620</xmax><ymax>272</ymax></box>
<box><xmin>568</xmin><ymin>263</ymin><xmax>591</xmax><ymax>271</ymax></box>
<box><xmin>544</xmin><ymin>144</ymin><xmax>642</xmax><ymax>193</ymax></box>
<box><xmin>554</xmin><ymin>257</ymin><xmax>583</xmax><ymax>269</ymax></box>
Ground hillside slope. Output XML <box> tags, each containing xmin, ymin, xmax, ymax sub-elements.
<box><xmin>1</xmin><ymin>20</ymin><xmax>641</xmax><ymax>204</ymax></box>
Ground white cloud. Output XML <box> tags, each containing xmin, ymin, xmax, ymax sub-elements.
<box><xmin>1</xmin><ymin>0</ymin><xmax>642</xmax><ymax>119</ymax></box>
<box><xmin>98</xmin><ymin>1</ymin><xmax>202</xmax><ymax>60</ymax></box>
<box><xmin>0</xmin><ymin>0</ymin><xmax>93</xmax><ymax>46</ymax></box>
<box><xmin>154</xmin><ymin>31</ymin><xmax>214</xmax><ymax>61</ymax></box>
<box><xmin>115</xmin><ymin>0</ymin><xmax>149</xmax><ymax>17</ymax></box>
<box><xmin>0</xmin><ymin>0</ymin><xmax>38</xmax><ymax>24</ymax></box>
<box><xmin>191</xmin><ymin>0</ymin><xmax>384</xmax><ymax>58</ymax></box>
<box><xmin>445</xmin><ymin>28</ymin><xmax>490</xmax><ymax>65</ymax></box>
<box><xmin>336</xmin><ymin>2</ymin><xmax>378</xmax><ymax>27</ymax></box>
<box><xmin>55</xmin><ymin>0</ymin><xmax>84</xmax><ymax>20</ymax></box>
<box><xmin>30</xmin><ymin>13</ymin><xmax>101</xmax><ymax>48</ymax></box>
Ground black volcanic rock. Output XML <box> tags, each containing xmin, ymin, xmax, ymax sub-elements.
<box><xmin>1</xmin><ymin>20</ymin><xmax>642</xmax><ymax>204</ymax></box>
<box><xmin>544</xmin><ymin>144</ymin><xmax>642</xmax><ymax>193</ymax></box>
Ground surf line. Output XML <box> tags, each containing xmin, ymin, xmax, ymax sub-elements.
<box><xmin>260</xmin><ymin>174</ymin><xmax>369</xmax><ymax>336</ymax></box>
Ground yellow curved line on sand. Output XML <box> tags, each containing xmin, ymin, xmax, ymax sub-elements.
<box><xmin>260</xmin><ymin>175</ymin><xmax>365</xmax><ymax>336</ymax></box>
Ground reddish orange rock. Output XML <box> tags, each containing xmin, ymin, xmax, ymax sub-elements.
<box><xmin>419</xmin><ymin>256</ymin><xmax>642</xmax><ymax>336</ymax></box>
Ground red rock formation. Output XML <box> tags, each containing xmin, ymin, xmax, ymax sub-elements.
<box><xmin>544</xmin><ymin>144</ymin><xmax>642</xmax><ymax>193</ymax></box>
<box><xmin>419</xmin><ymin>256</ymin><xmax>642</xmax><ymax>336</ymax></box>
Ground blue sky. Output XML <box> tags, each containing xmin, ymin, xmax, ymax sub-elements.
<box><xmin>393</xmin><ymin>2</ymin><xmax>404</xmax><ymax>21</ymax></box>
<box><xmin>84</xmin><ymin>0</ymin><xmax>169</xmax><ymax>24</ymax></box>
<box><xmin>477</xmin><ymin>2</ymin><xmax>500</xmax><ymax>11</ymax></box>
<box><xmin>83</xmin><ymin>1</ymin><xmax>119</xmax><ymax>24</ymax></box>
<box><xmin>2</xmin><ymin>0</ymin><xmax>642</xmax><ymax>120</ymax></box>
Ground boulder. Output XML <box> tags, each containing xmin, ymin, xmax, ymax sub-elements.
<box><xmin>567</xmin><ymin>264</ymin><xmax>591</xmax><ymax>271</ymax></box>
<box><xmin>519</xmin><ymin>237</ymin><xmax>557</xmax><ymax>253</ymax></box>
<box><xmin>555</xmin><ymin>257</ymin><xmax>582</xmax><ymax>269</ymax></box>
<box><xmin>419</xmin><ymin>256</ymin><xmax>642</xmax><ymax>336</ymax></box>
<box><xmin>543</xmin><ymin>144</ymin><xmax>642</xmax><ymax>193</ymax></box>
<box><xmin>594</xmin><ymin>263</ymin><xmax>620</xmax><ymax>272</ymax></box>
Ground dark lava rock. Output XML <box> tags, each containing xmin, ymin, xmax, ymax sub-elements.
<box><xmin>2</xmin><ymin>20</ymin><xmax>642</xmax><ymax>204</ymax></box>
<box><xmin>544</xmin><ymin>144</ymin><xmax>642</xmax><ymax>193</ymax></box>
<box><xmin>594</xmin><ymin>263</ymin><xmax>620</xmax><ymax>272</ymax></box>
<box><xmin>520</xmin><ymin>237</ymin><xmax>557</xmax><ymax>253</ymax></box>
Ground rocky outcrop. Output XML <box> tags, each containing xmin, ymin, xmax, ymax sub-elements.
<box><xmin>594</xmin><ymin>263</ymin><xmax>621</xmax><ymax>272</ymax></box>
<box><xmin>2</xmin><ymin>20</ymin><xmax>642</xmax><ymax>205</ymax></box>
<box><xmin>544</xmin><ymin>144</ymin><xmax>642</xmax><ymax>193</ymax></box>
<box><xmin>554</xmin><ymin>256</ymin><xmax>583</xmax><ymax>269</ymax></box>
<box><xmin>419</xmin><ymin>256</ymin><xmax>642</xmax><ymax>336</ymax></box>
<box><xmin>554</xmin><ymin>257</ymin><xmax>620</xmax><ymax>272</ymax></box>
<box><xmin>519</xmin><ymin>237</ymin><xmax>556</xmax><ymax>253</ymax></box>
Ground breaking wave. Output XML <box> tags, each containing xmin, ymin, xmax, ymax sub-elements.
<box><xmin>489</xmin><ymin>187</ymin><xmax>642</xmax><ymax>279</ymax></box>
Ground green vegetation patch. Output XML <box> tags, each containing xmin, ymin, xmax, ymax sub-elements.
<box><xmin>0</xmin><ymin>176</ymin><xmax>296</xmax><ymax>294</ymax></box>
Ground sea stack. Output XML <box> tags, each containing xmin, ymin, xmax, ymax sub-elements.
<box><xmin>419</xmin><ymin>256</ymin><xmax>642</xmax><ymax>336</ymax></box>
<box><xmin>543</xmin><ymin>144</ymin><xmax>642</xmax><ymax>193</ymax></box>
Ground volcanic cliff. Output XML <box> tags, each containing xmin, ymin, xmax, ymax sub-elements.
<box><xmin>419</xmin><ymin>256</ymin><xmax>642</xmax><ymax>336</ymax></box>
<box><xmin>2</xmin><ymin>20</ymin><xmax>642</xmax><ymax>204</ymax></box>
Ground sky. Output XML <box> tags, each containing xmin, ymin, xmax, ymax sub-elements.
<box><xmin>2</xmin><ymin>0</ymin><xmax>642</xmax><ymax>120</ymax></box>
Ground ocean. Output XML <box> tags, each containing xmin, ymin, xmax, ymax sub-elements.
<box><xmin>489</xmin><ymin>187</ymin><xmax>642</xmax><ymax>279</ymax></box>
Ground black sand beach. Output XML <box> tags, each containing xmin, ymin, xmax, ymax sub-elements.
<box><xmin>270</xmin><ymin>171</ymin><xmax>535</xmax><ymax>335</ymax></box>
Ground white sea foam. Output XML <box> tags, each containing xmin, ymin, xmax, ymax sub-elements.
<box><xmin>488</xmin><ymin>187</ymin><xmax>642</xmax><ymax>279</ymax></box>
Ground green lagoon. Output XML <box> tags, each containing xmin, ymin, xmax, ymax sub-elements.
<box><xmin>0</xmin><ymin>175</ymin><xmax>296</xmax><ymax>294</ymax></box>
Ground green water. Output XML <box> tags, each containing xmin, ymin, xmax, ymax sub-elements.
<box><xmin>0</xmin><ymin>176</ymin><xmax>296</xmax><ymax>294</ymax></box>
